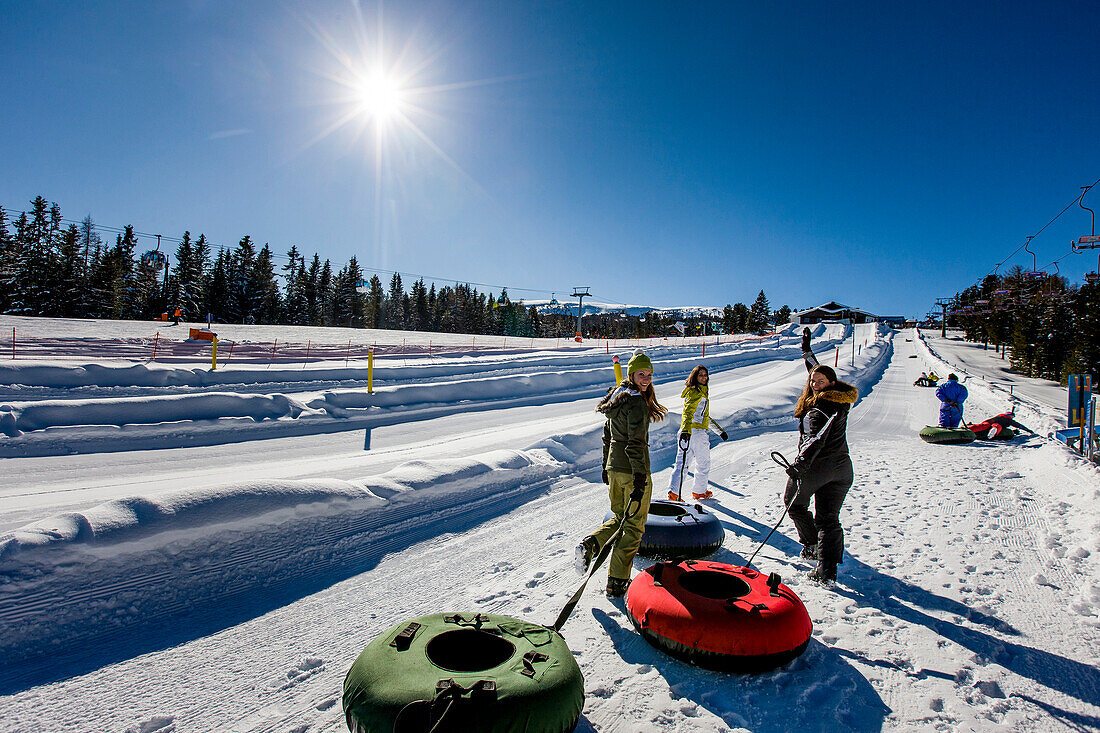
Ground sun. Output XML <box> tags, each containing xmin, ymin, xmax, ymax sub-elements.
<box><xmin>355</xmin><ymin>71</ymin><xmax>405</xmax><ymax>122</ymax></box>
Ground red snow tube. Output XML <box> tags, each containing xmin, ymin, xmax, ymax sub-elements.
<box><xmin>626</xmin><ymin>561</ymin><xmax>812</xmax><ymax>673</ymax></box>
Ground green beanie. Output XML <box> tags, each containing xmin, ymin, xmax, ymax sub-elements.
<box><xmin>627</xmin><ymin>349</ymin><xmax>654</xmax><ymax>376</ymax></box>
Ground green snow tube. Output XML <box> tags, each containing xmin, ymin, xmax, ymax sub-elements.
<box><xmin>343</xmin><ymin>612</ymin><xmax>584</xmax><ymax>733</ymax></box>
<box><xmin>919</xmin><ymin>426</ymin><xmax>977</xmax><ymax>445</ymax></box>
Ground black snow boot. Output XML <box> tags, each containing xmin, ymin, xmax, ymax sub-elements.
<box><xmin>800</xmin><ymin>544</ymin><xmax>818</xmax><ymax>560</ymax></box>
<box><xmin>605</xmin><ymin>576</ymin><xmax>630</xmax><ymax>598</ymax></box>
<box><xmin>574</xmin><ymin>536</ymin><xmax>598</xmax><ymax>576</ymax></box>
<box><xmin>809</xmin><ymin>561</ymin><xmax>837</xmax><ymax>585</ymax></box>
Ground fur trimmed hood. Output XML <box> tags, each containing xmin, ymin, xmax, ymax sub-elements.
<box><xmin>596</xmin><ymin>382</ymin><xmax>642</xmax><ymax>414</ymax></box>
<box><xmin>810</xmin><ymin>380</ymin><xmax>859</xmax><ymax>407</ymax></box>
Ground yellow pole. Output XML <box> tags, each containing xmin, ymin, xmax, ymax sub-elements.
<box><xmin>368</xmin><ymin>347</ymin><xmax>374</xmax><ymax>393</ymax></box>
<box><xmin>211</xmin><ymin>336</ymin><xmax>218</xmax><ymax>371</ymax></box>
<box><xmin>612</xmin><ymin>355</ymin><xmax>623</xmax><ymax>384</ymax></box>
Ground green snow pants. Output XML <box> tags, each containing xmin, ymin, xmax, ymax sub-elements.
<box><xmin>591</xmin><ymin>469</ymin><xmax>652</xmax><ymax>581</ymax></box>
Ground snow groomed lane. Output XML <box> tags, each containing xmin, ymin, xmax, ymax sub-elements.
<box><xmin>0</xmin><ymin>324</ymin><xmax>848</xmax><ymax>530</ymax></box>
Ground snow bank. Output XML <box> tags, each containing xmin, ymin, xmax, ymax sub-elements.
<box><xmin>0</xmin><ymin>327</ymin><xmax>851</xmax><ymax>452</ymax></box>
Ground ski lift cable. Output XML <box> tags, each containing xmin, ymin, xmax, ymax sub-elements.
<box><xmin>963</xmin><ymin>177</ymin><xmax>1100</xmax><ymax>295</ymax></box>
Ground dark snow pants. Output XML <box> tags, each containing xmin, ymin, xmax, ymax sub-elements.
<box><xmin>784</xmin><ymin>454</ymin><xmax>854</xmax><ymax>565</ymax></box>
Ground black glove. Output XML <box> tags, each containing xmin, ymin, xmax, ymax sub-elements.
<box><xmin>679</xmin><ymin>432</ymin><xmax>691</xmax><ymax>447</ymax></box>
<box><xmin>601</xmin><ymin>469</ymin><xmax>609</xmax><ymax>485</ymax></box>
<box><xmin>801</xmin><ymin>327</ymin><xmax>812</xmax><ymax>352</ymax></box>
<box><xmin>720</xmin><ymin>431</ymin><xmax>728</xmax><ymax>440</ymax></box>
<box><xmin>630</xmin><ymin>473</ymin><xmax>647</xmax><ymax>502</ymax></box>
<box><xmin>785</xmin><ymin>465</ymin><xmax>801</xmax><ymax>481</ymax></box>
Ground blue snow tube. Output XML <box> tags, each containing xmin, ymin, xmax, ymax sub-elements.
<box><xmin>606</xmin><ymin>499</ymin><xmax>724</xmax><ymax>560</ymax></box>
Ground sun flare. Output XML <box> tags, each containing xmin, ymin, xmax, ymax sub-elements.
<box><xmin>355</xmin><ymin>71</ymin><xmax>405</xmax><ymax>122</ymax></box>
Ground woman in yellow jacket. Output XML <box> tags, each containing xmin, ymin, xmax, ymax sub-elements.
<box><xmin>667</xmin><ymin>365</ymin><xmax>727</xmax><ymax>501</ymax></box>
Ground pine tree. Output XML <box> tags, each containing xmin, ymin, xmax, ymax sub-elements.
<box><xmin>56</xmin><ymin>224</ymin><xmax>84</xmax><ymax>317</ymax></box>
<box><xmin>749</xmin><ymin>290</ymin><xmax>771</xmax><ymax>334</ymax></box>
<box><xmin>775</xmin><ymin>305</ymin><xmax>792</xmax><ymax>327</ymax></box>
<box><xmin>19</xmin><ymin>197</ymin><xmax>61</xmax><ymax>314</ymax></box>
<box><xmin>252</xmin><ymin>244</ymin><xmax>281</xmax><ymax>323</ymax></box>
<box><xmin>1066</xmin><ymin>281</ymin><xmax>1100</xmax><ymax>382</ymax></box>
<box><xmin>318</xmin><ymin>259</ymin><xmax>334</xmax><ymax>326</ymax></box>
<box><xmin>227</xmin><ymin>236</ymin><xmax>257</xmax><ymax>322</ymax></box>
<box><xmin>304</xmin><ymin>254</ymin><xmax>321</xmax><ymax>325</ymax></box>
<box><xmin>75</xmin><ymin>216</ymin><xmax>103</xmax><ymax>317</ymax></box>
<box><xmin>111</xmin><ymin>226</ymin><xmax>139</xmax><ymax>318</ymax></box>
<box><xmin>386</xmin><ymin>272</ymin><xmax>405</xmax><ymax>329</ymax></box>
<box><xmin>206</xmin><ymin>248</ymin><xmax>231</xmax><ymax>322</ymax></box>
<box><xmin>282</xmin><ymin>246</ymin><xmax>306</xmax><ymax>325</ymax></box>
<box><xmin>0</xmin><ymin>206</ymin><xmax>19</xmax><ymax>313</ymax></box>
<box><xmin>363</xmin><ymin>275</ymin><xmax>383</xmax><ymax>328</ymax></box>
<box><xmin>410</xmin><ymin>278</ymin><xmax>429</xmax><ymax>331</ymax></box>
<box><xmin>171</xmin><ymin>232</ymin><xmax>207</xmax><ymax>320</ymax></box>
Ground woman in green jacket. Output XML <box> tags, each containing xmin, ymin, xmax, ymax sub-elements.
<box><xmin>575</xmin><ymin>350</ymin><xmax>667</xmax><ymax>598</ymax></box>
<box><xmin>667</xmin><ymin>365</ymin><xmax>728</xmax><ymax>501</ymax></box>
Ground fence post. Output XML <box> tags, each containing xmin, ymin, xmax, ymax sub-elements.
<box><xmin>211</xmin><ymin>337</ymin><xmax>218</xmax><ymax>371</ymax></box>
<box><xmin>152</xmin><ymin>332</ymin><xmax>159</xmax><ymax>361</ymax></box>
<box><xmin>613</xmin><ymin>355</ymin><xmax>623</xmax><ymax>384</ymax></box>
<box><xmin>368</xmin><ymin>347</ymin><xmax>374</xmax><ymax>393</ymax></box>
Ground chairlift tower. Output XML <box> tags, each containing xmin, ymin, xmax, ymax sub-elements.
<box><xmin>571</xmin><ymin>287</ymin><xmax>591</xmax><ymax>342</ymax></box>
<box><xmin>934</xmin><ymin>298</ymin><xmax>954</xmax><ymax>338</ymax></box>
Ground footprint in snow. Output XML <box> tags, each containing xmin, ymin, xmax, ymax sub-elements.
<box><xmin>269</xmin><ymin>657</ymin><xmax>324</xmax><ymax>692</ymax></box>
<box><xmin>124</xmin><ymin>716</ymin><xmax>176</xmax><ymax>733</ymax></box>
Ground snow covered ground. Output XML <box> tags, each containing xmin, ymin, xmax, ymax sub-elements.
<box><xmin>0</xmin><ymin>320</ymin><xmax>1097</xmax><ymax>732</ymax></box>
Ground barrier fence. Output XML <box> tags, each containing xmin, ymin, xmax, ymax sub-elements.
<box><xmin>0</xmin><ymin>328</ymin><xmax>776</xmax><ymax>367</ymax></box>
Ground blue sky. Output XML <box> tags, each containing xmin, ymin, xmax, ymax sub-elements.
<box><xmin>2</xmin><ymin>1</ymin><xmax>1098</xmax><ymax>318</ymax></box>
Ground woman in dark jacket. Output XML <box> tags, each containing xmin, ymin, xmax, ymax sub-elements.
<box><xmin>783</xmin><ymin>329</ymin><xmax>859</xmax><ymax>584</ymax></box>
<box><xmin>575</xmin><ymin>350</ymin><xmax>667</xmax><ymax>597</ymax></box>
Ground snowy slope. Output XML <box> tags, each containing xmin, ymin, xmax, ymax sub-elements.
<box><xmin>0</xmin><ymin>322</ymin><xmax>1097</xmax><ymax>732</ymax></box>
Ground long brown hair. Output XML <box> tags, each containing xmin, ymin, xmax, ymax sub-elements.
<box><xmin>631</xmin><ymin>373</ymin><xmax>668</xmax><ymax>422</ymax></box>
<box><xmin>686</xmin><ymin>365</ymin><xmax>708</xmax><ymax>389</ymax></box>
<box><xmin>794</xmin><ymin>365</ymin><xmax>838</xmax><ymax>418</ymax></box>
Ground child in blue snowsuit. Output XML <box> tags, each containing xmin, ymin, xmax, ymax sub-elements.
<box><xmin>935</xmin><ymin>374</ymin><xmax>968</xmax><ymax>428</ymax></box>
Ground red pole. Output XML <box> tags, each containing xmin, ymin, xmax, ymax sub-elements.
<box><xmin>270</xmin><ymin>339</ymin><xmax>277</xmax><ymax>364</ymax></box>
<box><xmin>429</xmin><ymin>340</ymin><xmax>432</xmax><ymax>357</ymax></box>
<box><xmin>226</xmin><ymin>342</ymin><xmax>235</xmax><ymax>362</ymax></box>
<box><xmin>835</xmin><ymin>347</ymin><xmax>839</xmax><ymax>366</ymax></box>
<box><xmin>346</xmin><ymin>339</ymin><xmax>351</xmax><ymax>367</ymax></box>
<box><xmin>304</xmin><ymin>339</ymin><xmax>310</xmax><ymax>366</ymax></box>
<box><xmin>702</xmin><ymin>342</ymin><xmax>706</xmax><ymax>358</ymax></box>
<box><xmin>11</xmin><ymin>327</ymin><xmax>15</xmax><ymax>359</ymax></box>
<box><xmin>152</xmin><ymin>332</ymin><xmax>160</xmax><ymax>361</ymax></box>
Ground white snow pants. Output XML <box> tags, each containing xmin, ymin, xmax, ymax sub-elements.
<box><xmin>667</xmin><ymin>429</ymin><xmax>711</xmax><ymax>497</ymax></box>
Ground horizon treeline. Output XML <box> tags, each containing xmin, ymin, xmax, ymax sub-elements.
<box><xmin>949</xmin><ymin>268</ymin><xmax>1100</xmax><ymax>384</ymax></box>
<box><xmin>0</xmin><ymin>196</ymin><xmax>788</xmax><ymax>339</ymax></box>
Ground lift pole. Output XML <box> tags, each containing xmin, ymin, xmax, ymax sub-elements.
<box><xmin>571</xmin><ymin>287</ymin><xmax>591</xmax><ymax>342</ymax></box>
<box><xmin>935</xmin><ymin>298</ymin><xmax>953</xmax><ymax>338</ymax></box>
